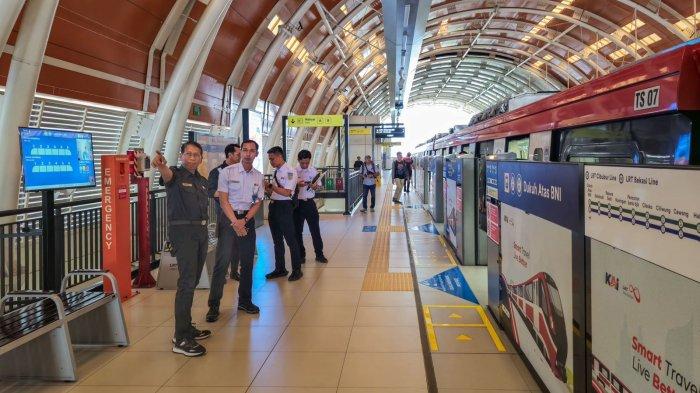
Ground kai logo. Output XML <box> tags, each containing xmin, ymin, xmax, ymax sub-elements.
<box><xmin>605</xmin><ymin>272</ymin><xmax>620</xmax><ymax>290</ymax></box>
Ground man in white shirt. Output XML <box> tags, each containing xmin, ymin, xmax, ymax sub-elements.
<box><xmin>206</xmin><ymin>140</ymin><xmax>264</xmax><ymax>322</ymax></box>
<box><xmin>293</xmin><ymin>149</ymin><xmax>328</xmax><ymax>263</ymax></box>
<box><xmin>264</xmin><ymin>146</ymin><xmax>304</xmax><ymax>281</ymax></box>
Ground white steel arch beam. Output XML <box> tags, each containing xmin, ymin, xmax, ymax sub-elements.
<box><xmin>163</xmin><ymin>3</ymin><xmax>228</xmax><ymax>165</ymax></box>
<box><xmin>413</xmin><ymin>64</ymin><xmax>544</xmax><ymax>94</ymax></box>
<box><xmin>230</xmin><ymin>0</ymin><xmax>315</xmax><ymax>139</ymax></box>
<box><xmin>614</xmin><ymin>0</ymin><xmax>688</xmax><ymax>41</ymax></box>
<box><xmin>428</xmin><ymin>6</ymin><xmax>647</xmax><ymax>60</ymax></box>
<box><xmin>0</xmin><ymin>0</ymin><xmax>59</xmax><ymax>213</ymax></box>
<box><xmin>423</xmin><ymin>28</ymin><xmax>606</xmax><ymax>75</ymax></box>
<box><xmin>0</xmin><ymin>0</ymin><xmax>25</xmax><ymax>54</ymax></box>
<box><xmin>144</xmin><ymin>0</ymin><xmax>232</xmax><ymax>156</ymax></box>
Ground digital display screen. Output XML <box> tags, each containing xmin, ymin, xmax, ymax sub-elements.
<box><xmin>19</xmin><ymin>127</ymin><xmax>97</xmax><ymax>191</ymax></box>
<box><xmin>374</xmin><ymin>126</ymin><xmax>405</xmax><ymax>139</ymax></box>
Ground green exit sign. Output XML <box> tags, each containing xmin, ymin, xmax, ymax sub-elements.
<box><xmin>192</xmin><ymin>104</ymin><xmax>202</xmax><ymax>116</ymax></box>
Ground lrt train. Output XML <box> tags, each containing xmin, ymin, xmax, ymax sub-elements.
<box><xmin>502</xmin><ymin>272</ymin><xmax>568</xmax><ymax>383</ymax></box>
<box><xmin>414</xmin><ymin>38</ymin><xmax>700</xmax><ymax>165</ymax></box>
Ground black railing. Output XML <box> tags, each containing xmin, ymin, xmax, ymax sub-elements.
<box><xmin>0</xmin><ymin>190</ymin><xmax>172</xmax><ymax>299</ymax></box>
<box><xmin>347</xmin><ymin>169</ymin><xmax>363</xmax><ymax>211</ymax></box>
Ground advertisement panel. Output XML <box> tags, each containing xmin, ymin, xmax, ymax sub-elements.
<box><xmin>197</xmin><ymin>135</ymin><xmax>235</xmax><ymax>176</ymax></box>
<box><xmin>498</xmin><ymin>162</ymin><xmax>582</xmax><ymax>393</ymax></box>
<box><xmin>501</xmin><ymin>203</ymin><xmax>574</xmax><ymax>393</ymax></box>
<box><xmin>585</xmin><ymin>166</ymin><xmax>700</xmax><ymax>282</ymax></box>
<box><xmin>590</xmin><ymin>239</ymin><xmax>700</xmax><ymax>393</ymax></box>
<box><xmin>444</xmin><ymin>157</ymin><xmax>463</xmax><ymax>260</ymax></box>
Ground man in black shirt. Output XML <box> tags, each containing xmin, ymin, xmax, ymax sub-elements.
<box><xmin>392</xmin><ymin>151</ymin><xmax>407</xmax><ymax>204</ymax></box>
<box><xmin>208</xmin><ymin>143</ymin><xmax>241</xmax><ymax>280</ymax></box>
<box><xmin>153</xmin><ymin>141</ymin><xmax>211</xmax><ymax>357</ymax></box>
<box><xmin>353</xmin><ymin>156</ymin><xmax>363</xmax><ymax>170</ymax></box>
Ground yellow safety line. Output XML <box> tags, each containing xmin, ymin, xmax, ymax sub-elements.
<box><xmin>422</xmin><ymin>305</ymin><xmax>506</xmax><ymax>352</ymax></box>
<box><xmin>423</xmin><ymin>305</ymin><xmax>439</xmax><ymax>351</ymax></box>
<box><xmin>476</xmin><ymin>306</ymin><xmax>507</xmax><ymax>352</ymax></box>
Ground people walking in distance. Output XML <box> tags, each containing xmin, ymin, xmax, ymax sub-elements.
<box><xmin>360</xmin><ymin>155</ymin><xmax>377</xmax><ymax>213</ymax></box>
<box><xmin>392</xmin><ymin>151</ymin><xmax>407</xmax><ymax>204</ymax></box>
<box><xmin>403</xmin><ymin>152</ymin><xmax>414</xmax><ymax>193</ymax></box>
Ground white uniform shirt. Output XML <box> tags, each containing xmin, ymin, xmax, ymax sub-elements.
<box><xmin>217</xmin><ymin>163</ymin><xmax>264</xmax><ymax>211</ymax></box>
<box><xmin>271</xmin><ymin>162</ymin><xmax>297</xmax><ymax>201</ymax></box>
<box><xmin>296</xmin><ymin>165</ymin><xmax>320</xmax><ymax>200</ymax></box>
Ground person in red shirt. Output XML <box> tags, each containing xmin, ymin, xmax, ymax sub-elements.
<box><xmin>403</xmin><ymin>152</ymin><xmax>415</xmax><ymax>193</ymax></box>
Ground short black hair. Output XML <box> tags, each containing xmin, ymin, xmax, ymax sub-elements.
<box><xmin>241</xmin><ymin>139</ymin><xmax>259</xmax><ymax>151</ymax></box>
<box><xmin>298</xmin><ymin>149</ymin><xmax>312</xmax><ymax>160</ymax></box>
<box><xmin>224</xmin><ymin>143</ymin><xmax>240</xmax><ymax>157</ymax></box>
<box><xmin>180</xmin><ymin>141</ymin><xmax>203</xmax><ymax>155</ymax></box>
<box><xmin>267</xmin><ymin>146</ymin><xmax>284</xmax><ymax>156</ymax></box>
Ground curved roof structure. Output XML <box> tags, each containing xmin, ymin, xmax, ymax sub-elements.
<box><xmin>1</xmin><ymin>0</ymin><xmax>698</xmax><ymax>137</ymax></box>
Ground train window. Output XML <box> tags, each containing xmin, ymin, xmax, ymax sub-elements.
<box><xmin>547</xmin><ymin>282</ymin><xmax>564</xmax><ymax>318</ymax></box>
<box><xmin>532</xmin><ymin>148</ymin><xmax>544</xmax><ymax>161</ymax></box>
<box><xmin>558</xmin><ymin>113</ymin><xmax>693</xmax><ymax>165</ymax></box>
<box><xmin>478</xmin><ymin>141</ymin><xmax>494</xmax><ymax>157</ymax></box>
<box><xmin>507</xmin><ymin>137</ymin><xmax>530</xmax><ymax>159</ymax></box>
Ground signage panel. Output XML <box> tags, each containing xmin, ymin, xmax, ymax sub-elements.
<box><xmin>486</xmin><ymin>201</ymin><xmax>500</xmax><ymax>245</ymax></box>
<box><xmin>501</xmin><ymin>203</ymin><xmax>574</xmax><ymax>393</ymax></box>
<box><xmin>375</xmin><ymin>126</ymin><xmax>405</xmax><ymax>138</ymax></box>
<box><xmin>444</xmin><ymin>157</ymin><xmax>463</xmax><ymax>259</ymax></box>
<box><xmin>498</xmin><ymin>162</ymin><xmax>581</xmax><ymax>231</ymax></box>
<box><xmin>590</xmin><ymin>239</ymin><xmax>700</xmax><ymax>393</ymax></box>
<box><xmin>486</xmin><ymin>160</ymin><xmax>498</xmax><ymax>199</ymax></box>
<box><xmin>287</xmin><ymin>115</ymin><xmax>344</xmax><ymax>127</ymax></box>
<box><xmin>349</xmin><ymin>127</ymin><xmax>372</xmax><ymax>135</ymax></box>
<box><xmin>584</xmin><ymin>166</ymin><xmax>700</xmax><ymax>282</ymax></box>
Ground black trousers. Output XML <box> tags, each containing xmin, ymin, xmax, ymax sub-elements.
<box><xmin>293</xmin><ymin>199</ymin><xmax>324</xmax><ymax>258</ymax></box>
<box><xmin>208</xmin><ymin>213</ymin><xmax>256</xmax><ymax>307</ymax></box>
<box><xmin>362</xmin><ymin>184</ymin><xmax>376</xmax><ymax>209</ymax></box>
<box><xmin>269</xmin><ymin>200</ymin><xmax>302</xmax><ymax>271</ymax></box>
<box><xmin>404</xmin><ymin>172</ymin><xmax>412</xmax><ymax>192</ymax></box>
<box><xmin>216</xmin><ymin>203</ymin><xmax>240</xmax><ymax>274</ymax></box>
<box><xmin>169</xmin><ymin>224</ymin><xmax>208</xmax><ymax>341</ymax></box>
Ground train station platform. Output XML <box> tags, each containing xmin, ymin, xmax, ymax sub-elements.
<box><xmin>0</xmin><ymin>181</ymin><xmax>538</xmax><ymax>393</ymax></box>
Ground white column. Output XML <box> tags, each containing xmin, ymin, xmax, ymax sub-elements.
<box><xmin>230</xmin><ymin>0</ymin><xmax>315</xmax><ymax>139</ymax></box>
<box><xmin>0</xmin><ymin>0</ymin><xmax>59</xmax><ymax>212</ymax></box>
<box><xmin>0</xmin><ymin>0</ymin><xmax>25</xmax><ymax>53</ymax></box>
<box><xmin>144</xmin><ymin>0</ymin><xmax>231</xmax><ymax>156</ymax></box>
<box><xmin>163</xmin><ymin>4</ymin><xmax>229</xmax><ymax>165</ymax></box>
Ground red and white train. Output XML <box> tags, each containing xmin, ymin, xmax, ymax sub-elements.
<box><xmin>503</xmin><ymin>272</ymin><xmax>568</xmax><ymax>383</ymax></box>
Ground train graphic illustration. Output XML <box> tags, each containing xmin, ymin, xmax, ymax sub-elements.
<box><xmin>501</xmin><ymin>272</ymin><xmax>568</xmax><ymax>383</ymax></box>
<box><xmin>591</xmin><ymin>355</ymin><xmax>631</xmax><ymax>393</ymax></box>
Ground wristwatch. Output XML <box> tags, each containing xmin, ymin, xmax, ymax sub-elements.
<box><xmin>243</xmin><ymin>216</ymin><xmax>249</xmax><ymax>222</ymax></box>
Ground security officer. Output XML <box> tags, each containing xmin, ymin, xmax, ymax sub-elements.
<box><xmin>294</xmin><ymin>149</ymin><xmax>328</xmax><ymax>263</ymax></box>
<box><xmin>264</xmin><ymin>146</ymin><xmax>304</xmax><ymax>281</ymax></box>
<box><xmin>208</xmin><ymin>143</ymin><xmax>241</xmax><ymax>280</ymax></box>
<box><xmin>152</xmin><ymin>141</ymin><xmax>211</xmax><ymax>357</ymax></box>
<box><xmin>206</xmin><ymin>139</ymin><xmax>264</xmax><ymax>322</ymax></box>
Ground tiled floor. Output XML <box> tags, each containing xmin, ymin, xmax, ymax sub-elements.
<box><xmin>0</xmin><ymin>180</ymin><xmax>540</xmax><ymax>393</ymax></box>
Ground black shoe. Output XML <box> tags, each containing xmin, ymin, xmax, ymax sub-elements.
<box><xmin>192</xmin><ymin>326</ymin><xmax>211</xmax><ymax>340</ymax></box>
<box><xmin>315</xmin><ymin>255</ymin><xmax>328</xmax><ymax>263</ymax></box>
<box><xmin>288</xmin><ymin>270</ymin><xmax>303</xmax><ymax>281</ymax></box>
<box><xmin>206</xmin><ymin>307</ymin><xmax>220</xmax><ymax>322</ymax></box>
<box><xmin>237</xmin><ymin>302</ymin><xmax>260</xmax><ymax>314</ymax></box>
<box><xmin>265</xmin><ymin>270</ymin><xmax>289</xmax><ymax>279</ymax></box>
<box><xmin>172</xmin><ymin>338</ymin><xmax>206</xmax><ymax>357</ymax></box>
<box><xmin>230</xmin><ymin>271</ymin><xmax>240</xmax><ymax>281</ymax></box>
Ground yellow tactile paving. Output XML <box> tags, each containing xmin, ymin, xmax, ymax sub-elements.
<box><xmin>362</xmin><ymin>188</ymin><xmax>414</xmax><ymax>291</ymax></box>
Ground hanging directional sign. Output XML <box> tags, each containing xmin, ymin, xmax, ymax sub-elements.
<box><xmin>287</xmin><ymin>115</ymin><xmax>344</xmax><ymax>127</ymax></box>
<box><xmin>420</xmin><ymin>266</ymin><xmax>479</xmax><ymax>304</ymax></box>
<box><xmin>374</xmin><ymin>125</ymin><xmax>405</xmax><ymax>138</ymax></box>
<box><xmin>349</xmin><ymin>127</ymin><xmax>372</xmax><ymax>135</ymax></box>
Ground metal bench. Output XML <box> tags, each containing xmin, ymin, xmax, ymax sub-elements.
<box><xmin>0</xmin><ymin>270</ymin><xmax>129</xmax><ymax>381</ymax></box>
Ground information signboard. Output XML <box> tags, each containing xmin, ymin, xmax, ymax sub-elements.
<box><xmin>288</xmin><ymin>115</ymin><xmax>344</xmax><ymax>127</ymax></box>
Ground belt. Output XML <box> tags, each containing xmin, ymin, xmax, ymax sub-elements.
<box><xmin>298</xmin><ymin>197</ymin><xmax>314</xmax><ymax>201</ymax></box>
<box><xmin>170</xmin><ymin>220</ymin><xmax>207</xmax><ymax>226</ymax></box>
<box><xmin>234</xmin><ymin>210</ymin><xmax>249</xmax><ymax>216</ymax></box>
<box><xmin>270</xmin><ymin>199</ymin><xmax>292</xmax><ymax>203</ymax></box>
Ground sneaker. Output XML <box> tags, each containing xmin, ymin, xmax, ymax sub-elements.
<box><xmin>206</xmin><ymin>307</ymin><xmax>219</xmax><ymax>323</ymax></box>
<box><xmin>192</xmin><ymin>326</ymin><xmax>212</xmax><ymax>340</ymax></box>
<box><xmin>360</xmin><ymin>208</ymin><xmax>367</xmax><ymax>212</ymax></box>
<box><xmin>315</xmin><ymin>255</ymin><xmax>328</xmax><ymax>263</ymax></box>
<box><xmin>172</xmin><ymin>338</ymin><xmax>206</xmax><ymax>357</ymax></box>
<box><xmin>265</xmin><ymin>270</ymin><xmax>289</xmax><ymax>279</ymax></box>
<box><xmin>237</xmin><ymin>302</ymin><xmax>260</xmax><ymax>314</ymax></box>
<box><xmin>288</xmin><ymin>270</ymin><xmax>304</xmax><ymax>281</ymax></box>
<box><xmin>230</xmin><ymin>271</ymin><xmax>240</xmax><ymax>281</ymax></box>
<box><xmin>370</xmin><ymin>207</ymin><xmax>375</xmax><ymax>212</ymax></box>
<box><xmin>393</xmin><ymin>199</ymin><xmax>403</xmax><ymax>204</ymax></box>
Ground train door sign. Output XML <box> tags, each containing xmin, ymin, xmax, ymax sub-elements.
<box><xmin>497</xmin><ymin>161</ymin><xmax>584</xmax><ymax>393</ymax></box>
<box><xmin>585</xmin><ymin>165</ymin><xmax>700</xmax><ymax>393</ymax></box>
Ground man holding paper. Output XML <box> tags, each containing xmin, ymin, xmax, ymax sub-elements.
<box><xmin>293</xmin><ymin>149</ymin><xmax>328</xmax><ymax>263</ymax></box>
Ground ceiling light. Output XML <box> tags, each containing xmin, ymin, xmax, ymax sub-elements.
<box><xmin>267</xmin><ymin>15</ymin><xmax>283</xmax><ymax>35</ymax></box>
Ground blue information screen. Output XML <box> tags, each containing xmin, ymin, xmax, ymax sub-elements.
<box><xmin>19</xmin><ymin>127</ymin><xmax>96</xmax><ymax>191</ymax></box>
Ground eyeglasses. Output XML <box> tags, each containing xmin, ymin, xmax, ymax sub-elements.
<box><xmin>182</xmin><ymin>152</ymin><xmax>201</xmax><ymax>158</ymax></box>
